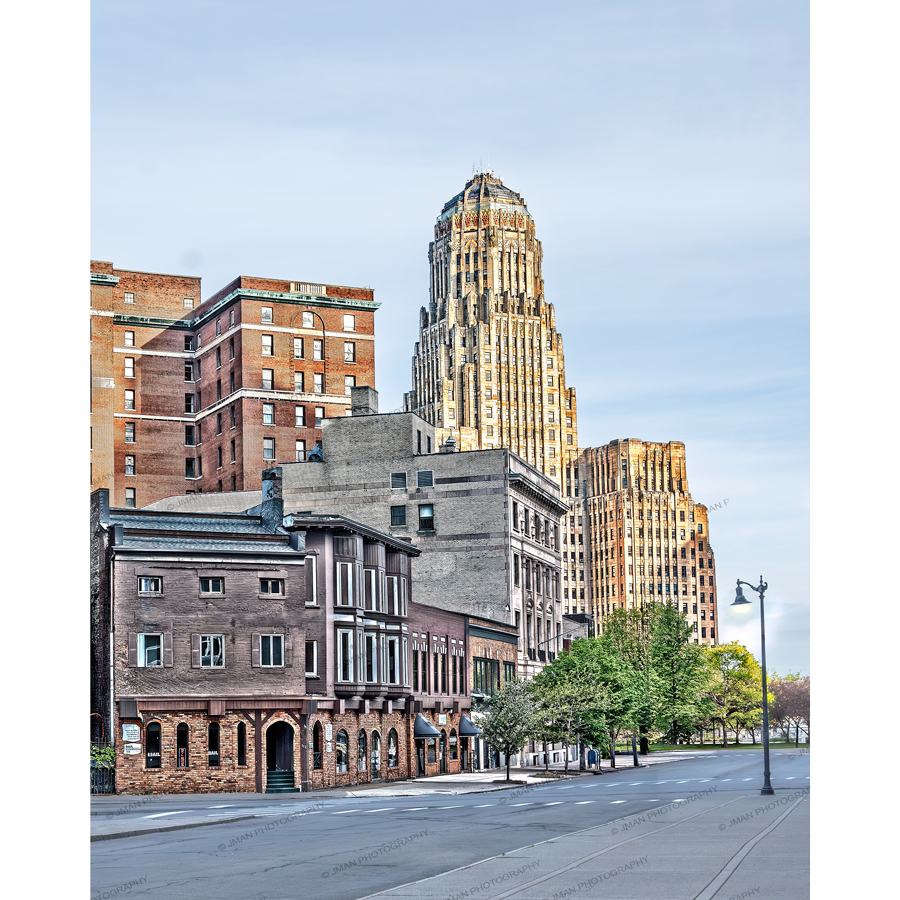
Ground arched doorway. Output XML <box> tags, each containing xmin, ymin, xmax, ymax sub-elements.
<box><xmin>266</xmin><ymin>721</ymin><xmax>294</xmax><ymax>771</ymax></box>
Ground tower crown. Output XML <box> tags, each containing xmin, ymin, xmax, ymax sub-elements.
<box><xmin>441</xmin><ymin>172</ymin><xmax>529</xmax><ymax>216</ymax></box>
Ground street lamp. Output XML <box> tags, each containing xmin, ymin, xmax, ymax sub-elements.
<box><xmin>733</xmin><ymin>576</ymin><xmax>775</xmax><ymax>796</ymax></box>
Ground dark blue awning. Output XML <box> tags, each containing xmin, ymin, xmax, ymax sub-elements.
<box><xmin>414</xmin><ymin>713</ymin><xmax>440</xmax><ymax>738</ymax></box>
<box><xmin>458</xmin><ymin>714</ymin><xmax>483</xmax><ymax>737</ymax></box>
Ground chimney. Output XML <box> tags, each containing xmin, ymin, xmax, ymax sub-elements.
<box><xmin>260</xmin><ymin>467</ymin><xmax>284</xmax><ymax>533</ymax></box>
<box><xmin>351</xmin><ymin>385</ymin><xmax>379</xmax><ymax>416</ymax></box>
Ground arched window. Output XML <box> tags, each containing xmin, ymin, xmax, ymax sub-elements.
<box><xmin>208</xmin><ymin>723</ymin><xmax>220</xmax><ymax>767</ymax></box>
<box><xmin>312</xmin><ymin>721</ymin><xmax>323</xmax><ymax>769</ymax></box>
<box><xmin>387</xmin><ymin>729</ymin><xmax>399</xmax><ymax>768</ymax></box>
<box><xmin>237</xmin><ymin>723</ymin><xmax>247</xmax><ymax>767</ymax></box>
<box><xmin>371</xmin><ymin>731</ymin><xmax>381</xmax><ymax>778</ymax></box>
<box><xmin>176</xmin><ymin>723</ymin><xmax>189</xmax><ymax>768</ymax></box>
<box><xmin>449</xmin><ymin>729</ymin><xmax>458</xmax><ymax>761</ymax></box>
<box><xmin>357</xmin><ymin>731</ymin><xmax>367</xmax><ymax>773</ymax></box>
<box><xmin>146</xmin><ymin>722</ymin><xmax>161</xmax><ymax>769</ymax></box>
<box><xmin>336</xmin><ymin>730</ymin><xmax>349</xmax><ymax>773</ymax></box>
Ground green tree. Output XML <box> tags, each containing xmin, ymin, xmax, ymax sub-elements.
<box><xmin>475</xmin><ymin>677</ymin><xmax>540</xmax><ymax>781</ymax></box>
<box><xmin>649</xmin><ymin>602</ymin><xmax>715</xmax><ymax>744</ymax></box>
<box><xmin>769</xmin><ymin>672</ymin><xmax>810</xmax><ymax>744</ymax></box>
<box><xmin>707</xmin><ymin>642</ymin><xmax>765</xmax><ymax>745</ymax></box>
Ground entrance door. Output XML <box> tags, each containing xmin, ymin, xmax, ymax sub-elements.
<box><xmin>415</xmin><ymin>739</ymin><xmax>426</xmax><ymax>777</ymax></box>
<box><xmin>439</xmin><ymin>730</ymin><xmax>447</xmax><ymax>774</ymax></box>
<box><xmin>266</xmin><ymin>721</ymin><xmax>294</xmax><ymax>771</ymax></box>
<box><xmin>460</xmin><ymin>737</ymin><xmax>469</xmax><ymax>772</ymax></box>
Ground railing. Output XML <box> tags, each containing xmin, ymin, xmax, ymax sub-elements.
<box><xmin>313</xmin><ymin>752</ymin><xmax>323</xmax><ymax>770</ymax></box>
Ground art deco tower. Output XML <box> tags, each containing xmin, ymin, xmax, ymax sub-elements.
<box><xmin>404</xmin><ymin>171</ymin><xmax>578</xmax><ymax>483</ymax></box>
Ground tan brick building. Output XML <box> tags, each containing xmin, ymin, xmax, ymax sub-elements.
<box><xmin>573</xmin><ymin>439</ymin><xmax>719</xmax><ymax>646</ymax></box>
<box><xmin>90</xmin><ymin>262</ymin><xmax>378</xmax><ymax>508</ymax></box>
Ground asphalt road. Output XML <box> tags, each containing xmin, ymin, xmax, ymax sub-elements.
<box><xmin>91</xmin><ymin>749</ymin><xmax>810</xmax><ymax>900</ymax></box>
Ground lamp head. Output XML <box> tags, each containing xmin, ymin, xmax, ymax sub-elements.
<box><xmin>732</xmin><ymin>580</ymin><xmax>752</xmax><ymax>606</ymax></box>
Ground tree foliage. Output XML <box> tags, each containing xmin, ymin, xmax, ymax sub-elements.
<box><xmin>475</xmin><ymin>677</ymin><xmax>540</xmax><ymax>781</ymax></box>
<box><xmin>769</xmin><ymin>672</ymin><xmax>810</xmax><ymax>742</ymax></box>
<box><xmin>706</xmin><ymin>642</ymin><xmax>766</xmax><ymax>744</ymax></box>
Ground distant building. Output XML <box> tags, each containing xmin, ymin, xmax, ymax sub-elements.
<box><xmin>573</xmin><ymin>439</ymin><xmax>719</xmax><ymax>646</ymax></box>
<box><xmin>90</xmin><ymin>262</ymin><xmax>379</xmax><ymax>508</ymax></box>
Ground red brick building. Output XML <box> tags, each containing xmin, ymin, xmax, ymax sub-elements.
<box><xmin>90</xmin><ymin>262</ymin><xmax>379</xmax><ymax>508</ymax></box>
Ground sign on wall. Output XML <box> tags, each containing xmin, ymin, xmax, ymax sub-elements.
<box><xmin>325</xmin><ymin>724</ymin><xmax>333</xmax><ymax>741</ymax></box>
<box><xmin>123</xmin><ymin>743</ymin><xmax>142</xmax><ymax>755</ymax></box>
<box><xmin>122</xmin><ymin>724</ymin><xmax>141</xmax><ymax>742</ymax></box>
<box><xmin>326</xmin><ymin>742</ymin><xmax>333</xmax><ymax>753</ymax></box>
<box><xmin>438</xmin><ymin>714</ymin><xmax>447</xmax><ymax>725</ymax></box>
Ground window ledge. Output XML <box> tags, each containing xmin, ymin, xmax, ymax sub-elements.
<box><xmin>417</xmin><ymin>529</ymin><xmax>436</xmax><ymax>535</ymax></box>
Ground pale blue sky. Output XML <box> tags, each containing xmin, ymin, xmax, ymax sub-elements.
<box><xmin>91</xmin><ymin>1</ymin><xmax>810</xmax><ymax>673</ymax></box>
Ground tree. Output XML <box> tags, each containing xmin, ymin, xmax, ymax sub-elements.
<box><xmin>649</xmin><ymin>603</ymin><xmax>715</xmax><ymax>744</ymax></box>
<box><xmin>706</xmin><ymin>642</ymin><xmax>765</xmax><ymax>745</ymax></box>
<box><xmin>769</xmin><ymin>673</ymin><xmax>810</xmax><ymax>744</ymax></box>
<box><xmin>475</xmin><ymin>678</ymin><xmax>540</xmax><ymax>781</ymax></box>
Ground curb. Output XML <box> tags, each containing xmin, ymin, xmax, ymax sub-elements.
<box><xmin>91</xmin><ymin>814</ymin><xmax>260</xmax><ymax>843</ymax></box>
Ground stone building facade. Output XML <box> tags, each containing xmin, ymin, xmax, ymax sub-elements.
<box><xmin>90</xmin><ymin>262</ymin><xmax>378</xmax><ymax>508</ymax></box>
<box><xmin>574</xmin><ymin>439</ymin><xmax>719</xmax><ymax>646</ymax></box>
<box><xmin>90</xmin><ymin>478</ymin><xmax>492</xmax><ymax>794</ymax></box>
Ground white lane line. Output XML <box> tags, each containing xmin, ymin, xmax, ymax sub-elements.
<box><xmin>676</xmin><ymin>780</ymin><xmax>690</xmax><ymax>784</ymax></box>
<box><xmin>574</xmin><ymin>801</ymin><xmax>595</xmax><ymax>805</ymax></box>
<box><xmin>544</xmin><ymin>802</ymin><xmax>564</xmax><ymax>806</ymax></box>
<box><xmin>145</xmin><ymin>811</ymin><xmax>186</xmax><ymax>819</ymax></box>
<box><xmin>722</xmin><ymin>779</ymin><xmax>732</xmax><ymax>782</ymax></box>
<box><xmin>654</xmin><ymin>781</ymin><xmax>669</xmax><ymax>784</ymax></box>
<box><xmin>207</xmin><ymin>805</ymin><xmax>231</xmax><ymax>808</ymax></box>
<box><xmin>806</xmin><ymin>776</ymin><xmax>810</xmax><ymax>779</ymax></box>
<box><xmin>510</xmin><ymin>803</ymin><xmax>533</xmax><ymax>807</ymax></box>
<box><xmin>698</xmin><ymin>779</ymin><xmax>712</xmax><ymax>783</ymax></box>
<box><xmin>360</xmin><ymin>807</ymin><xmax>396</xmax><ymax>813</ymax></box>
<box><xmin>434</xmin><ymin>806</ymin><xmax>457</xmax><ymax>810</ymax></box>
<box><xmin>785</xmin><ymin>777</ymin><xmax>796</xmax><ymax>780</ymax></box>
<box><xmin>742</xmin><ymin>778</ymin><xmax>754</xmax><ymax>782</ymax></box>
<box><xmin>610</xmin><ymin>800</ymin><xmax>627</xmax><ymax>804</ymax></box>
<box><xmin>473</xmin><ymin>804</ymin><xmax>495</xmax><ymax>808</ymax></box>
<box><xmin>629</xmin><ymin>782</ymin><xmax>644</xmax><ymax>785</ymax></box>
<box><xmin>333</xmin><ymin>810</ymin><xmax>357</xmax><ymax>814</ymax></box>
<box><xmin>403</xmin><ymin>807</ymin><xmax>428</xmax><ymax>811</ymax></box>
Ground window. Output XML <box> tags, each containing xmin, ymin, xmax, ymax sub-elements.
<box><xmin>335</xmin><ymin>730</ymin><xmax>349</xmax><ymax>773</ymax></box>
<box><xmin>138</xmin><ymin>634</ymin><xmax>162</xmax><ymax>667</ymax></box>
<box><xmin>230</xmin><ymin>405</ymin><xmax>236</xmax><ymax>428</ymax></box>
<box><xmin>262</xmin><ymin>403</ymin><xmax>275</xmax><ymax>425</ymax></box>
<box><xmin>344</xmin><ymin>375</ymin><xmax>355</xmax><ymax>395</ymax></box>
<box><xmin>260</xmin><ymin>579</ymin><xmax>284</xmax><ymax>595</ymax></box>
<box><xmin>261</xmin><ymin>334</ymin><xmax>273</xmax><ymax>356</ymax></box>
<box><xmin>343</xmin><ymin>314</ymin><xmax>355</xmax><ymax>331</ymax></box>
<box><xmin>312</xmin><ymin>722</ymin><xmax>323</xmax><ymax>768</ymax></box>
<box><xmin>125</xmin><ymin>455</ymin><xmax>135</xmax><ymax>476</ymax></box>
<box><xmin>230</xmin><ymin>439</ymin><xmax>236</xmax><ymax>463</ymax></box>
<box><xmin>473</xmin><ymin>658</ymin><xmax>500</xmax><ymax>696</ymax></box>
<box><xmin>201</xmin><ymin>635</ymin><xmax>225</xmax><ymax>668</ymax></box>
<box><xmin>217</xmin><ymin>447</ymin><xmax>222</xmax><ymax>469</ymax></box>
<box><xmin>337</xmin><ymin>630</ymin><xmax>354</xmax><ymax>681</ymax></box>
<box><xmin>124</xmin><ymin>291</ymin><xmax>134</xmax><ymax>304</ymax></box>
<box><xmin>390</xmin><ymin>505</ymin><xmax>406</xmax><ymax>526</ymax></box>
<box><xmin>313</xmin><ymin>339</ymin><xmax>323</xmax><ymax>361</ymax></box>
<box><xmin>184</xmin><ymin>298</ymin><xmax>194</xmax><ymax>309</ymax></box>
<box><xmin>306</xmin><ymin>556</ymin><xmax>317</xmax><ymax>605</ymax></box>
<box><xmin>215</xmin><ymin>319</ymin><xmax>221</xmax><ymax>336</ymax></box>
<box><xmin>262</xmin><ymin>369</ymin><xmax>274</xmax><ymax>390</ymax></box>
<box><xmin>314</xmin><ymin>373</ymin><xmax>324</xmax><ymax>393</ymax></box>
<box><xmin>260</xmin><ymin>634</ymin><xmax>284</xmax><ymax>666</ymax></box>
<box><xmin>125</xmin><ymin>488</ymin><xmax>136</xmax><ymax>508</ymax></box>
<box><xmin>176</xmin><ymin>722</ymin><xmax>189</xmax><ymax>766</ymax></box>
<box><xmin>391</xmin><ymin>472</ymin><xmax>407</xmax><ymax>490</ymax></box>
<box><xmin>200</xmin><ymin>577</ymin><xmax>224</xmax><ymax>594</ymax></box>
<box><xmin>302</xmin><ymin>311</ymin><xmax>314</xmax><ymax>328</ymax></box>
<box><xmin>388</xmin><ymin>729</ymin><xmax>399</xmax><ymax>768</ymax></box>
<box><xmin>124</xmin><ymin>330</ymin><xmax>135</xmax><ymax>347</ymax></box>
<box><xmin>418</xmin><ymin>504</ymin><xmax>434</xmax><ymax>531</ymax></box>
<box><xmin>184</xmin><ymin>393</ymin><xmax>194</xmax><ymax>413</ymax></box>
<box><xmin>295</xmin><ymin>405</ymin><xmax>306</xmax><ymax>427</ymax></box>
<box><xmin>184</xmin><ymin>336</ymin><xmax>193</xmax><ymax>351</ymax></box>
<box><xmin>261</xmin><ymin>306</ymin><xmax>273</xmax><ymax>323</ymax></box>
<box><xmin>364</xmin><ymin>633</ymin><xmax>378</xmax><ymax>682</ymax></box>
<box><xmin>125</xmin><ymin>422</ymin><xmax>135</xmax><ymax>443</ymax></box>
<box><xmin>417</xmin><ymin>470</ymin><xmax>434</xmax><ymax>488</ymax></box>
<box><xmin>337</xmin><ymin>561</ymin><xmax>353</xmax><ymax>606</ymax></box>
<box><xmin>138</xmin><ymin>576</ymin><xmax>162</xmax><ymax>593</ymax></box>
<box><xmin>386</xmin><ymin>636</ymin><xmax>401</xmax><ymax>684</ymax></box>
<box><xmin>305</xmin><ymin>640</ymin><xmax>317</xmax><ymax>676</ymax></box>
<box><xmin>263</xmin><ymin>437</ymin><xmax>275</xmax><ymax>460</ymax></box>
<box><xmin>229</xmin><ymin>372</ymin><xmax>235</xmax><ymax>394</ymax></box>
<box><xmin>503</xmin><ymin>661</ymin><xmax>516</xmax><ymax>683</ymax></box>
<box><xmin>185</xmin><ymin>458</ymin><xmax>197</xmax><ymax>479</ymax></box>
<box><xmin>314</xmin><ymin>406</ymin><xmax>325</xmax><ymax>427</ymax></box>
<box><xmin>207</xmin><ymin>722</ymin><xmax>220</xmax><ymax>767</ymax></box>
<box><xmin>146</xmin><ymin>722</ymin><xmax>161</xmax><ymax>769</ymax></box>
<box><xmin>229</xmin><ymin>337</ymin><xmax>235</xmax><ymax>360</ymax></box>
<box><xmin>216</xmin><ymin>413</ymin><xmax>222</xmax><ymax>435</ymax></box>
<box><xmin>124</xmin><ymin>390</ymin><xmax>135</xmax><ymax>411</ymax></box>
<box><xmin>295</xmin><ymin>440</ymin><xmax>306</xmax><ymax>461</ymax></box>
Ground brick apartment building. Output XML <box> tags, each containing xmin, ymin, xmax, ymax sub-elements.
<box><xmin>90</xmin><ymin>262</ymin><xmax>378</xmax><ymax>508</ymax></box>
<box><xmin>91</xmin><ymin>475</ymin><xmax>523</xmax><ymax>794</ymax></box>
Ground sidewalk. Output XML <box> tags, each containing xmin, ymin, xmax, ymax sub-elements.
<box><xmin>356</xmin><ymin>785</ymin><xmax>810</xmax><ymax>899</ymax></box>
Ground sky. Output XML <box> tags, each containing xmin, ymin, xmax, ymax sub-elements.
<box><xmin>90</xmin><ymin>0</ymin><xmax>810</xmax><ymax>674</ymax></box>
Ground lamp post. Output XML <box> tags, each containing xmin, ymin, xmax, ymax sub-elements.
<box><xmin>732</xmin><ymin>576</ymin><xmax>775</xmax><ymax>796</ymax></box>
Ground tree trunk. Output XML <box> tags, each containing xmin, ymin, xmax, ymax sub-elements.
<box><xmin>543</xmin><ymin>738</ymin><xmax>549</xmax><ymax>771</ymax></box>
<box><xmin>639</xmin><ymin>725</ymin><xmax>650</xmax><ymax>755</ymax></box>
<box><xmin>610</xmin><ymin>732</ymin><xmax>616</xmax><ymax>768</ymax></box>
<box><xmin>563</xmin><ymin>740</ymin><xmax>569</xmax><ymax>774</ymax></box>
<box><xmin>506</xmin><ymin>753</ymin><xmax>511</xmax><ymax>782</ymax></box>
<box><xmin>631</xmin><ymin>732</ymin><xmax>639</xmax><ymax>767</ymax></box>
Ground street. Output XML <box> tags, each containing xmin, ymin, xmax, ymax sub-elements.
<box><xmin>91</xmin><ymin>749</ymin><xmax>810</xmax><ymax>899</ymax></box>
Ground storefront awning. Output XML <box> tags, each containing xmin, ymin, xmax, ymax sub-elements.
<box><xmin>458</xmin><ymin>714</ymin><xmax>483</xmax><ymax>737</ymax></box>
<box><xmin>413</xmin><ymin>713</ymin><xmax>441</xmax><ymax>738</ymax></box>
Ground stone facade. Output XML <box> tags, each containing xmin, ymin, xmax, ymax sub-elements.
<box><xmin>90</xmin><ymin>262</ymin><xmax>378</xmax><ymax>508</ymax></box>
<box><xmin>573</xmin><ymin>439</ymin><xmax>719</xmax><ymax>646</ymax></box>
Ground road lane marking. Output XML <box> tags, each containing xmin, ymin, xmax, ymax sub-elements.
<box><xmin>473</xmin><ymin>804</ymin><xmax>495</xmax><ymax>808</ymax></box>
<box><xmin>575</xmin><ymin>801</ymin><xmax>595</xmax><ymax>805</ymax></box>
<box><xmin>510</xmin><ymin>803</ymin><xmax>533</xmax><ymax>807</ymax></box>
<box><xmin>145</xmin><ymin>811</ymin><xmax>186</xmax><ymax>819</ymax></box>
<box><xmin>403</xmin><ymin>807</ymin><xmax>427</xmax><ymax>811</ymax></box>
<box><xmin>544</xmin><ymin>802</ymin><xmax>564</xmax><ymax>806</ymax></box>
